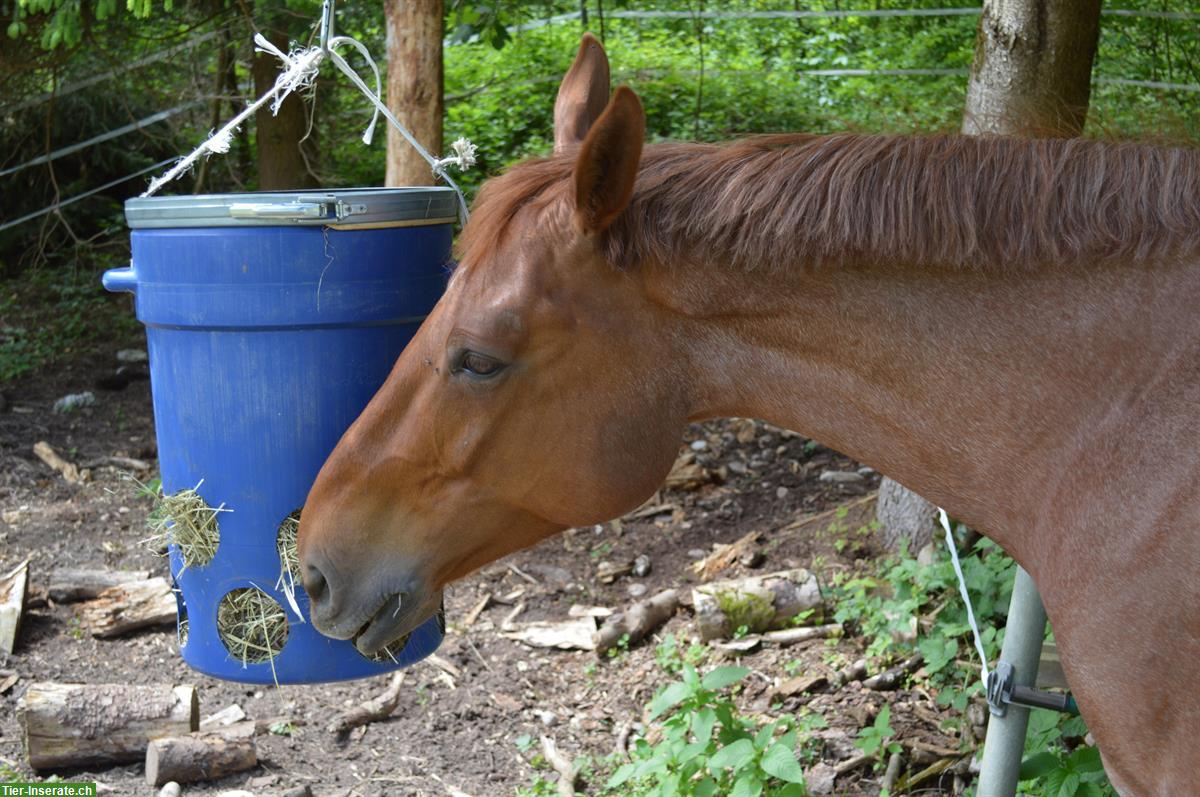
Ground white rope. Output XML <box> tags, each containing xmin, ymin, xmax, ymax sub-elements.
<box><xmin>141</xmin><ymin>26</ymin><xmax>473</xmax><ymax>220</ymax></box>
<box><xmin>938</xmin><ymin>507</ymin><xmax>990</xmax><ymax>691</ymax></box>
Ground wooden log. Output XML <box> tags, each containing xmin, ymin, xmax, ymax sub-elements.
<box><xmin>593</xmin><ymin>589</ymin><xmax>679</xmax><ymax>655</ymax></box>
<box><xmin>1</xmin><ymin>557</ymin><xmax>30</xmax><ymax>656</ymax></box>
<box><xmin>145</xmin><ymin>724</ymin><xmax>257</xmax><ymax>786</ymax></box>
<box><xmin>48</xmin><ymin>568</ymin><xmax>151</xmax><ymax>603</ymax></box>
<box><xmin>75</xmin><ymin>577</ymin><xmax>176</xmax><ymax>637</ymax></box>
<box><xmin>692</xmin><ymin>569</ymin><xmax>822</xmax><ymax>641</ymax></box>
<box><xmin>20</xmin><ymin>682</ymin><xmax>198</xmax><ymax>770</ymax></box>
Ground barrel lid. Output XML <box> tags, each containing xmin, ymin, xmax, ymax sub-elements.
<box><xmin>125</xmin><ymin>187</ymin><xmax>458</xmax><ymax>229</ymax></box>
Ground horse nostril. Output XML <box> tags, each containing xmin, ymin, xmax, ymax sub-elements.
<box><xmin>303</xmin><ymin>562</ymin><xmax>329</xmax><ymax>606</ymax></box>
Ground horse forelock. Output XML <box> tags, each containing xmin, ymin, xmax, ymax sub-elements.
<box><xmin>459</xmin><ymin>132</ymin><xmax>1200</xmax><ymax>273</ymax></box>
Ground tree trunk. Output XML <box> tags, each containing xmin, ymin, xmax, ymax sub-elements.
<box><xmin>876</xmin><ymin>477</ymin><xmax>937</xmax><ymax>554</ymax></box>
<box><xmin>252</xmin><ymin>28</ymin><xmax>318</xmax><ymax>190</ymax></box>
<box><xmin>384</xmin><ymin>0</ymin><xmax>444</xmax><ymax>187</ymax></box>
<box><xmin>963</xmin><ymin>0</ymin><xmax>1102</xmax><ymax>136</ymax></box>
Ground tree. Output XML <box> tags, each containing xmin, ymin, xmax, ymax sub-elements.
<box><xmin>963</xmin><ymin>0</ymin><xmax>1102</xmax><ymax>136</ymax></box>
<box><xmin>252</xmin><ymin>11</ymin><xmax>320</xmax><ymax>190</ymax></box>
<box><xmin>384</xmin><ymin>0</ymin><xmax>443</xmax><ymax>187</ymax></box>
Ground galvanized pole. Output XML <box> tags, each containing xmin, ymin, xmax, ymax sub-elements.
<box><xmin>976</xmin><ymin>566</ymin><xmax>1047</xmax><ymax>797</ymax></box>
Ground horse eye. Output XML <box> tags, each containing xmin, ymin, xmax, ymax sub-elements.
<box><xmin>459</xmin><ymin>351</ymin><xmax>504</xmax><ymax>377</ymax></box>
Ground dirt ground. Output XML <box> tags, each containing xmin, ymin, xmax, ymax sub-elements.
<box><xmin>0</xmin><ymin>321</ymin><xmax>980</xmax><ymax>797</ymax></box>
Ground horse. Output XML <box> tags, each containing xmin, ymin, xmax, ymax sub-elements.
<box><xmin>298</xmin><ymin>34</ymin><xmax>1200</xmax><ymax>795</ymax></box>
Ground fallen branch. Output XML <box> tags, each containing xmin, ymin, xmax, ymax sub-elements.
<box><xmin>778</xmin><ymin>493</ymin><xmax>877</xmax><ymax>536</ymax></box>
<box><xmin>539</xmin><ymin>735</ymin><xmax>578</xmax><ymax>797</ymax></box>
<box><xmin>462</xmin><ymin>593</ymin><xmax>491</xmax><ymax>628</ymax></box>
<box><xmin>881</xmin><ymin>751</ymin><xmax>903</xmax><ymax>792</ymax></box>
<box><xmin>863</xmin><ymin>654</ymin><xmax>924</xmax><ymax>691</ymax></box>
<box><xmin>831</xmin><ymin>658</ymin><xmax>869</xmax><ymax>688</ymax></box>
<box><xmin>593</xmin><ymin>589</ymin><xmax>679</xmax><ymax>655</ymax></box>
<box><xmin>328</xmin><ymin>672</ymin><xmax>405</xmax><ymax>736</ymax></box>
<box><xmin>834</xmin><ymin>752</ymin><xmax>873</xmax><ymax>776</ymax></box>
<box><xmin>33</xmin><ymin>441</ymin><xmax>85</xmax><ymax>484</ymax></box>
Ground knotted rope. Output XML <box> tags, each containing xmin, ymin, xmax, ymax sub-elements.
<box><xmin>143</xmin><ymin>25</ymin><xmax>474</xmax><ymax>221</ymax></box>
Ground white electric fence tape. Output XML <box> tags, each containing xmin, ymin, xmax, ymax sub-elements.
<box><xmin>142</xmin><ymin>25</ymin><xmax>474</xmax><ymax>221</ymax></box>
<box><xmin>938</xmin><ymin>507</ymin><xmax>990</xmax><ymax>691</ymax></box>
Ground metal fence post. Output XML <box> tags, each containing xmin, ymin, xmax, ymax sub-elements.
<box><xmin>976</xmin><ymin>566</ymin><xmax>1047</xmax><ymax>797</ymax></box>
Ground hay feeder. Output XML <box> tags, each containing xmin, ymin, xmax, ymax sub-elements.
<box><xmin>104</xmin><ymin>188</ymin><xmax>454</xmax><ymax>683</ymax></box>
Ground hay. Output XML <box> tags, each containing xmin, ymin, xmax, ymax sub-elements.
<box><xmin>275</xmin><ymin>509</ymin><xmax>302</xmax><ymax>589</ymax></box>
<box><xmin>178</xmin><ymin>616</ymin><xmax>189</xmax><ymax>648</ymax></box>
<box><xmin>144</xmin><ymin>481</ymin><xmax>226</xmax><ymax>571</ymax></box>
<box><xmin>217</xmin><ymin>587</ymin><xmax>289</xmax><ymax>667</ymax></box>
<box><xmin>364</xmin><ymin>633</ymin><xmax>411</xmax><ymax>664</ymax></box>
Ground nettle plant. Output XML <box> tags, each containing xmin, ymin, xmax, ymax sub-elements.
<box><xmin>605</xmin><ymin>665</ymin><xmax>807</xmax><ymax>797</ymax></box>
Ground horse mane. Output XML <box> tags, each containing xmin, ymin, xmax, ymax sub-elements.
<box><xmin>457</xmin><ymin>132</ymin><xmax>1200</xmax><ymax>272</ymax></box>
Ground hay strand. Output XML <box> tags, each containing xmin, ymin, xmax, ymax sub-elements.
<box><xmin>143</xmin><ymin>480</ymin><xmax>227</xmax><ymax>571</ymax></box>
<box><xmin>217</xmin><ymin>587</ymin><xmax>288</xmax><ymax>667</ymax></box>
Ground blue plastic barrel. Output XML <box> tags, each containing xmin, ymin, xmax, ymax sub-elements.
<box><xmin>103</xmin><ymin>188</ymin><xmax>455</xmax><ymax>683</ymax></box>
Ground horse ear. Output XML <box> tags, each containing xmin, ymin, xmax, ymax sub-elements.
<box><xmin>554</xmin><ymin>33</ymin><xmax>611</xmax><ymax>154</ymax></box>
<box><xmin>573</xmin><ymin>86</ymin><xmax>645</xmax><ymax>235</ymax></box>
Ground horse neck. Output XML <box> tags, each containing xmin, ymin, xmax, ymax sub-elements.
<box><xmin>650</xmin><ymin>257</ymin><xmax>1200</xmax><ymax>562</ymax></box>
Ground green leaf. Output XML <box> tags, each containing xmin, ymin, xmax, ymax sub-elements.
<box><xmin>649</xmin><ymin>682</ymin><xmax>692</xmax><ymax>720</ymax></box>
<box><xmin>692</xmin><ymin>707</ymin><xmax>717</xmax><ymax>743</ymax></box>
<box><xmin>709</xmin><ymin>738</ymin><xmax>756</xmax><ymax>772</ymax></box>
<box><xmin>761</xmin><ymin>742</ymin><xmax>806</xmax><ymax>784</ymax></box>
<box><xmin>1020</xmin><ymin>752</ymin><xmax>1062</xmax><ymax>780</ymax></box>
<box><xmin>1069</xmin><ymin>745</ymin><xmax>1105</xmax><ymax>774</ymax></box>
<box><xmin>730</xmin><ymin>773</ymin><xmax>764</xmax><ymax>797</ymax></box>
<box><xmin>777</xmin><ymin>785</ymin><xmax>808</xmax><ymax>797</ymax></box>
<box><xmin>606</xmin><ymin>762</ymin><xmax>637</xmax><ymax>788</ymax></box>
<box><xmin>693</xmin><ymin>778</ymin><xmax>719</xmax><ymax>797</ymax></box>
<box><xmin>753</xmin><ymin>723</ymin><xmax>775</xmax><ymax>750</ymax></box>
<box><xmin>701</xmin><ymin>666</ymin><xmax>750</xmax><ymax>691</ymax></box>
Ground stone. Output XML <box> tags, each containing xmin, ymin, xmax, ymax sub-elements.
<box><xmin>52</xmin><ymin>391</ymin><xmax>96</xmax><ymax>413</ymax></box>
<box><xmin>806</xmin><ymin>763</ymin><xmax>837</xmax><ymax>795</ymax></box>
<box><xmin>117</xmin><ymin>348</ymin><xmax>149</xmax><ymax>363</ymax></box>
<box><xmin>632</xmin><ymin>555</ymin><xmax>652</xmax><ymax>577</ymax></box>
<box><xmin>626</xmin><ymin>583</ymin><xmax>647</xmax><ymax>599</ymax></box>
<box><xmin>818</xmin><ymin>470</ymin><xmax>865</xmax><ymax>485</ymax></box>
<box><xmin>158</xmin><ymin>784</ymin><xmax>181</xmax><ymax>797</ymax></box>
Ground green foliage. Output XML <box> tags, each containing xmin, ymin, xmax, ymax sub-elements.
<box><xmin>853</xmin><ymin>704</ymin><xmax>899</xmax><ymax>762</ymax></box>
<box><xmin>655</xmin><ymin>633</ymin><xmax>708</xmax><ymax>675</ymax></box>
<box><xmin>0</xmin><ymin>265</ymin><xmax>140</xmax><ymax>382</ymax></box>
<box><xmin>604</xmin><ymin>664</ymin><xmax>807</xmax><ymax>797</ymax></box>
<box><xmin>830</xmin><ymin>532</ymin><xmax>1117</xmax><ymax>795</ymax></box>
<box><xmin>1013</xmin><ymin>713</ymin><xmax>1117</xmax><ymax>797</ymax></box>
<box><xmin>9</xmin><ymin>0</ymin><xmax>173</xmax><ymax>49</ymax></box>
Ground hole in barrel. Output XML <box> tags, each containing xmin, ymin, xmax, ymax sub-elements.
<box><xmin>217</xmin><ymin>587</ymin><xmax>289</xmax><ymax>665</ymax></box>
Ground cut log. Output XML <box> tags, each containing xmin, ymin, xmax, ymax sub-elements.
<box><xmin>20</xmin><ymin>682</ymin><xmax>198</xmax><ymax>770</ymax></box>
<box><xmin>593</xmin><ymin>589</ymin><xmax>679</xmax><ymax>655</ymax></box>
<box><xmin>692</xmin><ymin>569</ymin><xmax>822</xmax><ymax>641</ymax></box>
<box><xmin>75</xmin><ymin>577</ymin><xmax>176</xmax><ymax>637</ymax></box>
<box><xmin>1</xmin><ymin>557</ymin><xmax>30</xmax><ymax>655</ymax></box>
<box><xmin>145</xmin><ymin>724</ymin><xmax>257</xmax><ymax>786</ymax></box>
<box><xmin>48</xmin><ymin>568</ymin><xmax>151</xmax><ymax>603</ymax></box>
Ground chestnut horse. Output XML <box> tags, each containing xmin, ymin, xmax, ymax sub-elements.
<box><xmin>299</xmin><ymin>35</ymin><xmax>1199</xmax><ymax>795</ymax></box>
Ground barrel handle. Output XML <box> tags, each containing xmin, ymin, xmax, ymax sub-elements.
<box><xmin>102</xmin><ymin>265</ymin><xmax>137</xmax><ymax>295</ymax></box>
